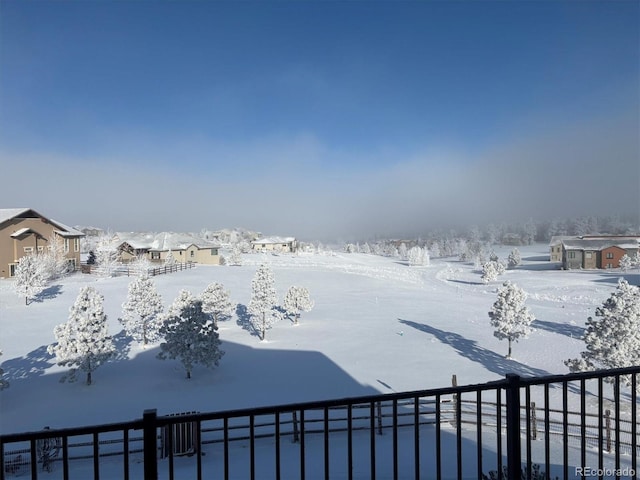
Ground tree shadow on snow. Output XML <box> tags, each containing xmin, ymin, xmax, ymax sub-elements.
<box><xmin>235</xmin><ymin>303</ymin><xmax>260</xmax><ymax>338</ymax></box>
<box><xmin>32</xmin><ymin>285</ymin><xmax>63</xmax><ymax>303</ymax></box>
<box><xmin>111</xmin><ymin>330</ymin><xmax>132</xmax><ymax>363</ymax></box>
<box><xmin>592</xmin><ymin>273</ymin><xmax>640</xmax><ymax>286</ymax></box>
<box><xmin>532</xmin><ymin>319</ymin><xmax>585</xmax><ymax>339</ymax></box>
<box><xmin>2</xmin><ymin>345</ymin><xmax>54</xmax><ymax>382</ymax></box>
<box><xmin>447</xmin><ymin>278</ymin><xmax>484</xmax><ymax>286</ymax></box>
<box><xmin>398</xmin><ymin>319</ymin><xmax>551</xmax><ymax>380</ymax></box>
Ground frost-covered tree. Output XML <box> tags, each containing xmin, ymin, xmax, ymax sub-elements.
<box><xmin>42</xmin><ymin>233</ymin><xmax>70</xmax><ymax>280</ymax></box>
<box><xmin>166</xmin><ymin>290</ymin><xmax>197</xmax><ymax>319</ymax></box>
<box><xmin>130</xmin><ymin>254</ymin><xmax>151</xmax><ymax>277</ymax></box>
<box><xmin>522</xmin><ymin>218</ymin><xmax>537</xmax><ymax>245</ymax></box>
<box><xmin>408</xmin><ymin>246</ymin><xmax>428</xmax><ymax>266</ymax></box>
<box><xmin>157</xmin><ymin>298</ymin><xmax>224</xmax><ymax>379</ymax></box>
<box><xmin>360</xmin><ymin>242</ymin><xmax>371</xmax><ymax>254</ymax></box>
<box><xmin>164</xmin><ymin>250</ymin><xmax>176</xmax><ymax>266</ymax></box>
<box><xmin>248</xmin><ymin>264</ymin><xmax>279</xmax><ymax>340</ymax></box>
<box><xmin>565</xmin><ymin>279</ymin><xmax>640</xmax><ymax>389</ymax></box>
<box><xmin>47</xmin><ymin>286</ymin><xmax>115</xmax><ymax>385</ymax></box>
<box><xmin>398</xmin><ymin>243</ymin><xmax>408</xmax><ymax>260</ymax></box>
<box><xmin>488</xmin><ymin>281</ymin><xmax>535</xmax><ymax>359</ymax></box>
<box><xmin>507</xmin><ymin>248</ymin><xmax>522</xmax><ymax>268</ymax></box>
<box><xmin>283</xmin><ymin>286</ymin><xmax>314</xmax><ymax>325</ymax></box>
<box><xmin>14</xmin><ymin>254</ymin><xmax>48</xmax><ymax>305</ymax></box>
<box><xmin>201</xmin><ymin>283</ymin><xmax>234</xmax><ymax>326</ymax></box>
<box><xmin>0</xmin><ymin>349</ymin><xmax>8</xmax><ymax>390</ymax></box>
<box><xmin>229</xmin><ymin>245</ymin><xmax>243</xmax><ymax>266</ymax></box>
<box><xmin>120</xmin><ymin>275</ymin><xmax>164</xmax><ymax>346</ymax></box>
<box><xmin>619</xmin><ymin>254</ymin><xmax>633</xmax><ymax>272</ymax></box>
<box><xmin>429</xmin><ymin>242</ymin><xmax>441</xmax><ymax>259</ymax></box>
<box><xmin>481</xmin><ymin>260</ymin><xmax>505</xmax><ymax>284</ymax></box>
<box><xmin>344</xmin><ymin>243</ymin><xmax>356</xmax><ymax>254</ymax></box>
<box><xmin>95</xmin><ymin>233</ymin><xmax>119</xmax><ymax>277</ymax></box>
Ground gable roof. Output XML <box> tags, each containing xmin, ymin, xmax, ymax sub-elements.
<box><xmin>562</xmin><ymin>238</ymin><xmax>640</xmax><ymax>251</ymax></box>
<box><xmin>0</xmin><ymin>208</ymin><xmax>84</xmax><ymax>237</ymax></box>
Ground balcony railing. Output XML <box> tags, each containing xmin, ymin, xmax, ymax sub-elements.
<box><xmin>1</xmin><ymin>366</ymin><xmax>638</xmax><ymax>479</ymax></box>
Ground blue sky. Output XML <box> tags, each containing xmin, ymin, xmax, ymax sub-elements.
<box><xmin>1</xmin><ymin>1</ymin><xmax>638</xmax><ymax>239</ymax></box>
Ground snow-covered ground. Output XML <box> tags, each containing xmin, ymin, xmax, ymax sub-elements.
<box><xmin>1</xmin><ymin>244</ymin><xmax>638</xmax><ymax>477</ymax></box>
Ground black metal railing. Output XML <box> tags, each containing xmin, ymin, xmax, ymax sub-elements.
<box><xmin>1</xmin><ymin>366</ymin><xmax>638</xmax><ymax>479</ymax></box>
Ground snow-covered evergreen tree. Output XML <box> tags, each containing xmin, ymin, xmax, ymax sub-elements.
<box><xmin>14</xmin><ymin>254</ymin><xmax>48</xmax><ymax>305</ymax></box>
<box><xmin>229</xmin><ymin>245</ymin><xmax>243</xmax><ymax>266</ymax></box>
<box><xmin>398</xmin><ymin>243</ymin><xmax>408</xmax><ymax>260</ymax></box>
<box><xmin>157</xmin><ymin>298</ymin><xmax>224</xmax><ymax>379</ymax></box>
<box><xmin>201</xmin><ymin>283</ymin><xmax>234</xmax><ymax>326</ymax></box>
<box><xmin>488</xmin><ymin>281</ymin><xmax>535</xmax><ymax>359</ymax></box>
<box><xmin>0</xmin><ymin>349</ymin><xmax>8</xmax><ymax>390</ymax></box>
<box><xmin>248</xmin><ymin>264</ymin><xmax>279</xmax><ymax>340</ymax></box>
<box><xmin>283</xmin><ymin>286</ymin><xmax>314</xmax><ymax>325</ymax></box>
<box><xmin>166</xmin><ymin>290</ymin><xmax>197</xmax><ymax>319</ymax></box>
<box><xmin>47</xmin><ymin>286</ymin><xmax>115</xmax><ymax>385</ymax></box>
<box><xmin>407</xmin><ymin>246</ymin><xmax>427</xmax><ymax>266</ymax></box>
<box><xmin>95</xmin><ymin>233</ymin><xmax>119</xmax><ymax>277</ymax></box>
<box><xmin>164</xmin><ymin>249</ymin><xmax>176</xmax><ymax>266</ymax></box>
<box><xmin>120</xmin><ymin>275</ymin><xmax>164</xmax><ymax>346</ymax></box>
<box><xmin>481</xmin><ymin>260</ymin><xmax>505</xmax><ymax>284</ymax></box>
<box><xmin>507</xmin><ymin>248</ymin><xmax>522</xmax><ymax>268</ymax></box>
<box><xmin>360</xmin><ymin>242</ymin><xmax>371</xmax><ymax>254</ymax></box>
<box><xmin>619</xmin><ymin>254</ymin><xmax>633</xmax><ymax>272</ymax></box>
<box><xmin>565</xmin><ymin>279</ymin><xmax>640</xmax><ymax>389</ymax></box>
<box><xmin>344</xmin><ymin>243</ymin><xmax>356</xmax><ymax>254</ymax></box>
<box><xmin>429</xmin><ymin>242</ymin><xmax>441</xmax><ymax>259</ymax></box>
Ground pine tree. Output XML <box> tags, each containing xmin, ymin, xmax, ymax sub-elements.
<box><xmin>201</xmin><ymin>283</ymin><xmax>234</xmax><ymax>327</ymax></box>
<box><xmin>398</xmin><ymin>243</ymin><xmax>408</xmax><ymax>260</ymax></box>
<box><xmin>481</xmin><ymin>261</ymin><xmax>505</xmax><ymax>284</ymax></box>
<box><xmin>47</xmin><ymin>286</ymin><xmax>115</xmax><ymax>385</ymax></box>
<box><xmin>619</xmin><ymin>254</ymin><xmax>633</xmax><ymax>272</ymax></box>
<box><xmin>488</xmin><ymin>281</ymin><xmax>535</xmax><ymax>359</ymax></box>
<box><xmin>407</xmin><ymin>246</ymin><xmax>425</xmax><ymax>266</ymax></box>
<box><xmin>283</xmin><ymin>286</ymin><xmax>314</xmax><ymax>325</ymax></box>
<box><xmin>248</xmin><ymin>264</ymin><xmax>279</xmax><ymax>340</ymax></box>
<box><xmin>229</xmin><ymin>245</ymin><xmax>243</xmax><ymax>266</ymax></box>
<box><xmin>507</xmin><ymin>248</ymin><xmax>522</xmax><ymax>268</ymax></box>
<box><xmin>120</xmin><ymin>275</ymin><xmax>164</xmax><ymax>346</ymax></box>
<box><xmin>14</xmin><ymin>254</ymin><xmax>48</xmax><ymax>305</ymax></box>
<box><xmin>157</xmin><ymin>298</ymin><xmax>224</xmax><ymax>379</ymax></box>
<box><xmin>565</xmin><ymin>279</ymin><xmax>640</xmax><ymax>389</ymax></box>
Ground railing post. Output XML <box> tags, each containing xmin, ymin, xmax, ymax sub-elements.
<box><xmin>530</xmin><ymin>402</ymin><xmax>537</xmax><ymax>440</ymax></box>
<box><xmin>505</xmin><ymin>374</ymin><xmax>522</xmax><ymax>480</ymax></box>
<box><xmin>143</xmin><ymin>409</ymin><xmax>158</xmax><ymax>480</ymax></box>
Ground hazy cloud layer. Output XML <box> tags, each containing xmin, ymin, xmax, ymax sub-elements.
<box><xmin>1</xmin><ymin>110</ymin><xmax>637</xmax><ymax>241</ymax></box>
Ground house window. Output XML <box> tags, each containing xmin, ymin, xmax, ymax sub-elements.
<box><xmin>67</xmin><ymin>259</ymin><xmax>76</xmax><ymax>270</ymax></box>
<box><xmin>74</xmin><ymin>238</ymin><xmax>80</xmax><ymax>252</ymax></box>
<box><xmin>606</xmin><ymin>252</ymin><xmax>614</xmax><ymax>259</ymax></box>
<box><xmin>190</xmin><ymin>250</ymin><xmax>195</xmax><ymax>258</ymax></box>
<box><xmin>606</xmin><ymin>263</ymin><xmax>613</xmax><ymax>269</ymax></box>
<box><xmin>37</xmin><ymin>246</ymin><xmax>44</xmax><ymax>252</ymax></box>
<box><xmin>10</xmin><ymin>264</ymin><xmax>17</xmax><ymax>277</ymax></box>
<box><xmin>23</xmin><ymin>246</ymin><xmax>34</xmax><ymax>254</ymax></box>
<box><xmin>568</xmin><ymin>252</ymin><xmax>575</xmax><ymax>259</ymax></box>
<box><xmin>585</xmin><ymin>252</ymin><xmax>592</xmax><ymax>259</ymax></box>
<box><xmin>151</xmin><ymin>252</ymin><xmax>160</xmax><ymax>260</ymax></box>
<box><xmin>64</xmin><ymin>239</ymin><xmax>70</xmax><ymax>253</ymax></box>
<box><xmin>211</xmin><ymin>248</ymin><xmax>218</xmax><ymax>256</ymax></box>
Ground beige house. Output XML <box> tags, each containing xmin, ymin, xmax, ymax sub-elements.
<box><xmin>114</xmin><ymin>232</ymin><xmax>221</xmax><ymax>265</ymax></box>
<box><xmin>251</xmin><ymin>236</ymin><xmax>297</xmax><ymax>253</ymax></box>
<box><xmin>0</xmin><ymin>208</ymin><xmax>85</xmax><ymax>278</ymax></box>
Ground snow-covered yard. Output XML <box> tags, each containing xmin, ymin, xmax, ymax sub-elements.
<box><xmin>0</xmin><ymin>245</ymin><xmax>638</xmax><ymax>478</ymax></box>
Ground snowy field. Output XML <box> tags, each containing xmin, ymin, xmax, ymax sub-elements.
<box><xmin>0</xmin><ymin>244</ymin><xmax>638</xmax><ymax>477</ymax></box>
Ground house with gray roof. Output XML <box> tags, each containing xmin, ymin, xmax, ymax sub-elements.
<box><xmin>0</xmin><ymin>208</ymin><xmax>85</xmax><ymax>278</ymax></box>
<box><xmin>561</xmin><ymin>236</ymin><xmax>640</xmax><ymax>270</ymax></box>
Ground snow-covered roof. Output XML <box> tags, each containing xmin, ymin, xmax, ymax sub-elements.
<box><xmin>10</xmin><ymin>227</ymin><xmax>34</xmax><ymax>237</ymax></box>
<box><xmin>252</xmin><ymin>236</ymin><xmax>296</xmax><ymax>245</ymax></box>
<box><xmin>562</xmin><ymin>238</ymin><xmax>640</xmax><ymax>251</ymax></box>
<box><xmin>549</xmin><ymin>235</ymin><xmax>575</xmax><ymax>246</ymax></box>
<box><xmin>0</xmin><ymin>208</ymin><xmax>84</xmax><ymax>236</ymax></box>
<box><xmin>115</xmin><ymin>232</ymin><xmax>220</xmax><ymax>251</ymax></box>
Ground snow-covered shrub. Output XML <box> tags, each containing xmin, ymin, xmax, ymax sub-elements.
<box><xmin>507</xmin><ymin>248</ymin><xmax>521</xmax><ymax>268</ymax></box>
<box><xmin>481</xmin><ymin>260</ymin><xmax>505</xmax><ymax>284</ymax></box>
<box><xmin>488</xmin><ymin>281</ymin><xmax>535</xmax><ymax>359</ymax></box>
<box><xmin>565</xmin><ymin>279</ymin><xmax>640</xmax><ymax>389</ymax></box>
<box><xmin>48</xmin><ymin>286</ymin><xmax>115</xmax><ymax>385</ymax></box>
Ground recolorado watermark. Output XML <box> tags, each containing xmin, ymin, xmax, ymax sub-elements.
<box><xmin>576</xmin><ymin>467</ymin><xmax>636</xmax><ymax>478</ymax></box>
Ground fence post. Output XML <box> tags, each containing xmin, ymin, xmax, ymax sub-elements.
<box><xmin>605</xmin><ymin>409</ymin><xmax>611</xmax><ymax>452</ymax></box>
<box><xmin>292</xmin><ymin>411</ymin><xmax>299</xmax><ymax>443</ymax></box>
<box><xmin>143</xmin><ymin>409</ymin><xmax>158</xmax><ymax>480</ymax></box>
<box><xmin>530</xmin><ymin>402</ymin><xmax>537</xmax><ymax>440</ymax></box>
<box><xmin>451</xmin><ymin>375</ymin><xmax>458</xmax><ymax>428</ymax></box>
<box><xmin>376</xmin><ymin>401</ymin><xmax>383</xmax><ymax>435</ymax></box>
<box><xmin>505</xmin><ymin>374</ymin><xmax>522</xmax><ymax>480</ymax></box>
